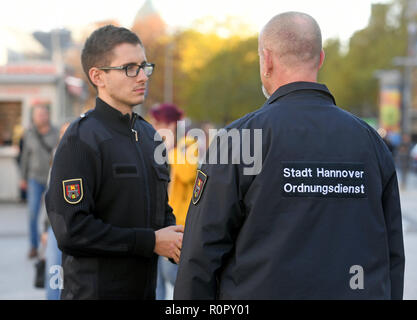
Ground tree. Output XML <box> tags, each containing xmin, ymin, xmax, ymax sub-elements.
<box><xmin>319</xmin><ymin>1</ymin><xmax>407</xmax><ymax>116</ymax></box>
<box><xmin>184</xmin><ymin>36</ymin><xmax>264</xmax><ymax>125</ymax></box>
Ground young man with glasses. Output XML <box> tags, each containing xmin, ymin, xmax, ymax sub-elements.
<box><xmin>45</xmin><ymin>25</ymin><xmax>183</xmax><ymax>300</ymax></box>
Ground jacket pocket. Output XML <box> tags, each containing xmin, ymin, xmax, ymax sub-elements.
<box><xmin>112</xmin><ymin>163</ymin><xmax>140</xmax><ymax>178</ymax></box>
<box><xmin>152</xmin><ymin>164</ymin><xmax>170</xmax><ymax>228</ymax></box>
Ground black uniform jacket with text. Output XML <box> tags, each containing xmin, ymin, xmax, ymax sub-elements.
<box><xmin>174</xmin><ymin>81</ymin><xmax>405</xmax><ymax>300</ymax></box>
<box><xmin>45</xmin><ymin>97</ymin><xmax>175</xmax><ymax>299</ymax></box>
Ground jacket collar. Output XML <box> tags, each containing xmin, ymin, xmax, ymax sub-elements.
<box><xmin>267</xmin><ymin>81</ymin><xmax>336</xmax><ymax>105</ymax></box>
<box><xmin>94</xmin><ymin>97</ymin><xmax>137</xmax><ymax>135</ymax></box>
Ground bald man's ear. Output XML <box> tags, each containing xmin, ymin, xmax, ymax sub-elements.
<box><xmin>318</xmin><ymin>49</ymin><xmax>325</xmax><ymax>69</ymax></box>
<box><xmin>89</xmin><ymin>67</ymin><xmax>106</xmax><ymax>89</ymax></box>
<box><xmin>262</xmin><ymin>48</ymin><xmax>273</xmax><ymax>77</ymax></box>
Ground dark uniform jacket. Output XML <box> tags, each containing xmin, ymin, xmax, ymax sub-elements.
<box><xmin>174</xmin><ymin>82</ymin><xmax>405</xmax><ymax>300</ymax></box>
<box><xmin>45</xmin><ymin>97</ymin><xmax>175</xmax><ymax>299</ymax></box>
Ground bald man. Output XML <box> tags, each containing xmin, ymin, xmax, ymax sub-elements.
<box><xmin>174</xmin><ymin>12</ymin><xmax>404</xmax><ymax>299</ymax></box>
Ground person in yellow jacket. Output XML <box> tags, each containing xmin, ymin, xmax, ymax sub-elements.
<box><xmin>149</xmin><ymin>103</ymin><xmax>199</xmax><ymax>300</ymax></box>
<box><xmin>167</xmin><ymin>136</ymin><xmax>199</xmax><ymax>227</ymax></box>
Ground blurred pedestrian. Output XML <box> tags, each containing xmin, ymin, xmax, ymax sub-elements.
<box><xmin>20</xmin><ymin>103</ymin><xmax>59</xmax><ymax>259</ymax></box>
<box><xmin>149</xmin><ymin>103</ymin><xmax>184</xmax><ymax>152</ymax></box>
<box><xmin>45</xmin><ymin>25</ymin><xmax>183</xmax><ymax>300</ymax></box>
<box><xmin>149</xmin><ymin>103</ymin><xmax>199</xmax><ymax>300</ymax></box>
<box><xmin>174</xmin><ymin>11</ymin><xmax>405</xmax><ymax>300</ymax></box>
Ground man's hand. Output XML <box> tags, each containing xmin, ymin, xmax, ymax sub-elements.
<box><xmin>154</xmin><ymin>225</ymin><xmax>184</xmax><ymax>264</ymax></box>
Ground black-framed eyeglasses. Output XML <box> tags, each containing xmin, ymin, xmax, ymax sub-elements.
<box><xmin>98</xmin><ymin>62</ymin><xmax>155</xmax><ymax>77</ymax></box>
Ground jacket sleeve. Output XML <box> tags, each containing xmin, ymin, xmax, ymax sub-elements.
<box><xmin>165</xmin><ymin>191</ymin><xmax>176</xmax><ymax>227</ymax></box>
<box><xmin>173</xmin><ymin>126</ymin><xmax>252</xmax><ymax>299</ymax></box>
<box><xmin>382</xmin><ymin>170</ymin><xmax>405</xmax><ymax>300</ymax></box>
<box><xmin>45</xmin><ymin>134</ymin><xmax>155</xmax><ymax>258</ymax></box>
<box><xmin>174</xmin><ymin>161</ymin><xmax>247</xmax><ymax>299</ymax></box>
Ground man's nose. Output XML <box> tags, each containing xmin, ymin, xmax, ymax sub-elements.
<box><xmin>136</xmin><ymin>68</ymin><xmax>149</xmax><ymax>82</ymax></box>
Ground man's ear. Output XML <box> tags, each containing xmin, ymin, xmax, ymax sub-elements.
<box><xmin>89</xmin><ymin>67</ymin><xmax>105</xmax><ymax>88</ymax></box>
<box><xmin>262</xmin><ymin>48</ymin><xmax>273</xmax><ymax>77</ymax></box>
<box><xmin>318</xmin><ymin>49</ymin><xmax>325</xmax><ymax>70</ymax></box>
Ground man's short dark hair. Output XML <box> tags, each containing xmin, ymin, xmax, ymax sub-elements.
<box><xmin>81</xmin><ymin>25</ymin><xmax>143</xmax><ymax>88</ymax></box>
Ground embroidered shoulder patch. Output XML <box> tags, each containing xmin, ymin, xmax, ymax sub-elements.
<box><xmin>62</xmin><ymin>178</ymin><xmax>83</xmax><ymax>204</ymax></box>
<box><xmin>192</xmin><ymin>170</ymin><xmax>208</xmax><ymax>205</ymax></box>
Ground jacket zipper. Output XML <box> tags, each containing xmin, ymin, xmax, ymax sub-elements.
<box><xmin>131</xmin><ymin>114</ymin><xmax>139</xmax><ymax>141</ymax></box>
<box><xmin>132</xmin><ymin>129</ymin><xmax>138</xmax><ymax>141</ymax></box>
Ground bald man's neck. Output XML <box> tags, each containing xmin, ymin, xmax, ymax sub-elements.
<box><xmin>274</xmin><ymin>67</ymin><xmax>319</xmax><ymax>93</ymax></box>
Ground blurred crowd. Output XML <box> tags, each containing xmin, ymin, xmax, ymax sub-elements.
<box><xmin>377</xmin><ymin>128</ymin><xmax>417</xmax><ymax>190</ymax></box>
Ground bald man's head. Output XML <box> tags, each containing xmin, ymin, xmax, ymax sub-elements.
<box><xmin>260</xmin><ymin>12</ymin><xmax>322</xmax><ymax>69</ymax></box>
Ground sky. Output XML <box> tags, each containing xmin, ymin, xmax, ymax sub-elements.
<box><xmin>0</xmin><ymin>0</ymin><xmax>391</xmax><ymax>48</ymax></box>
